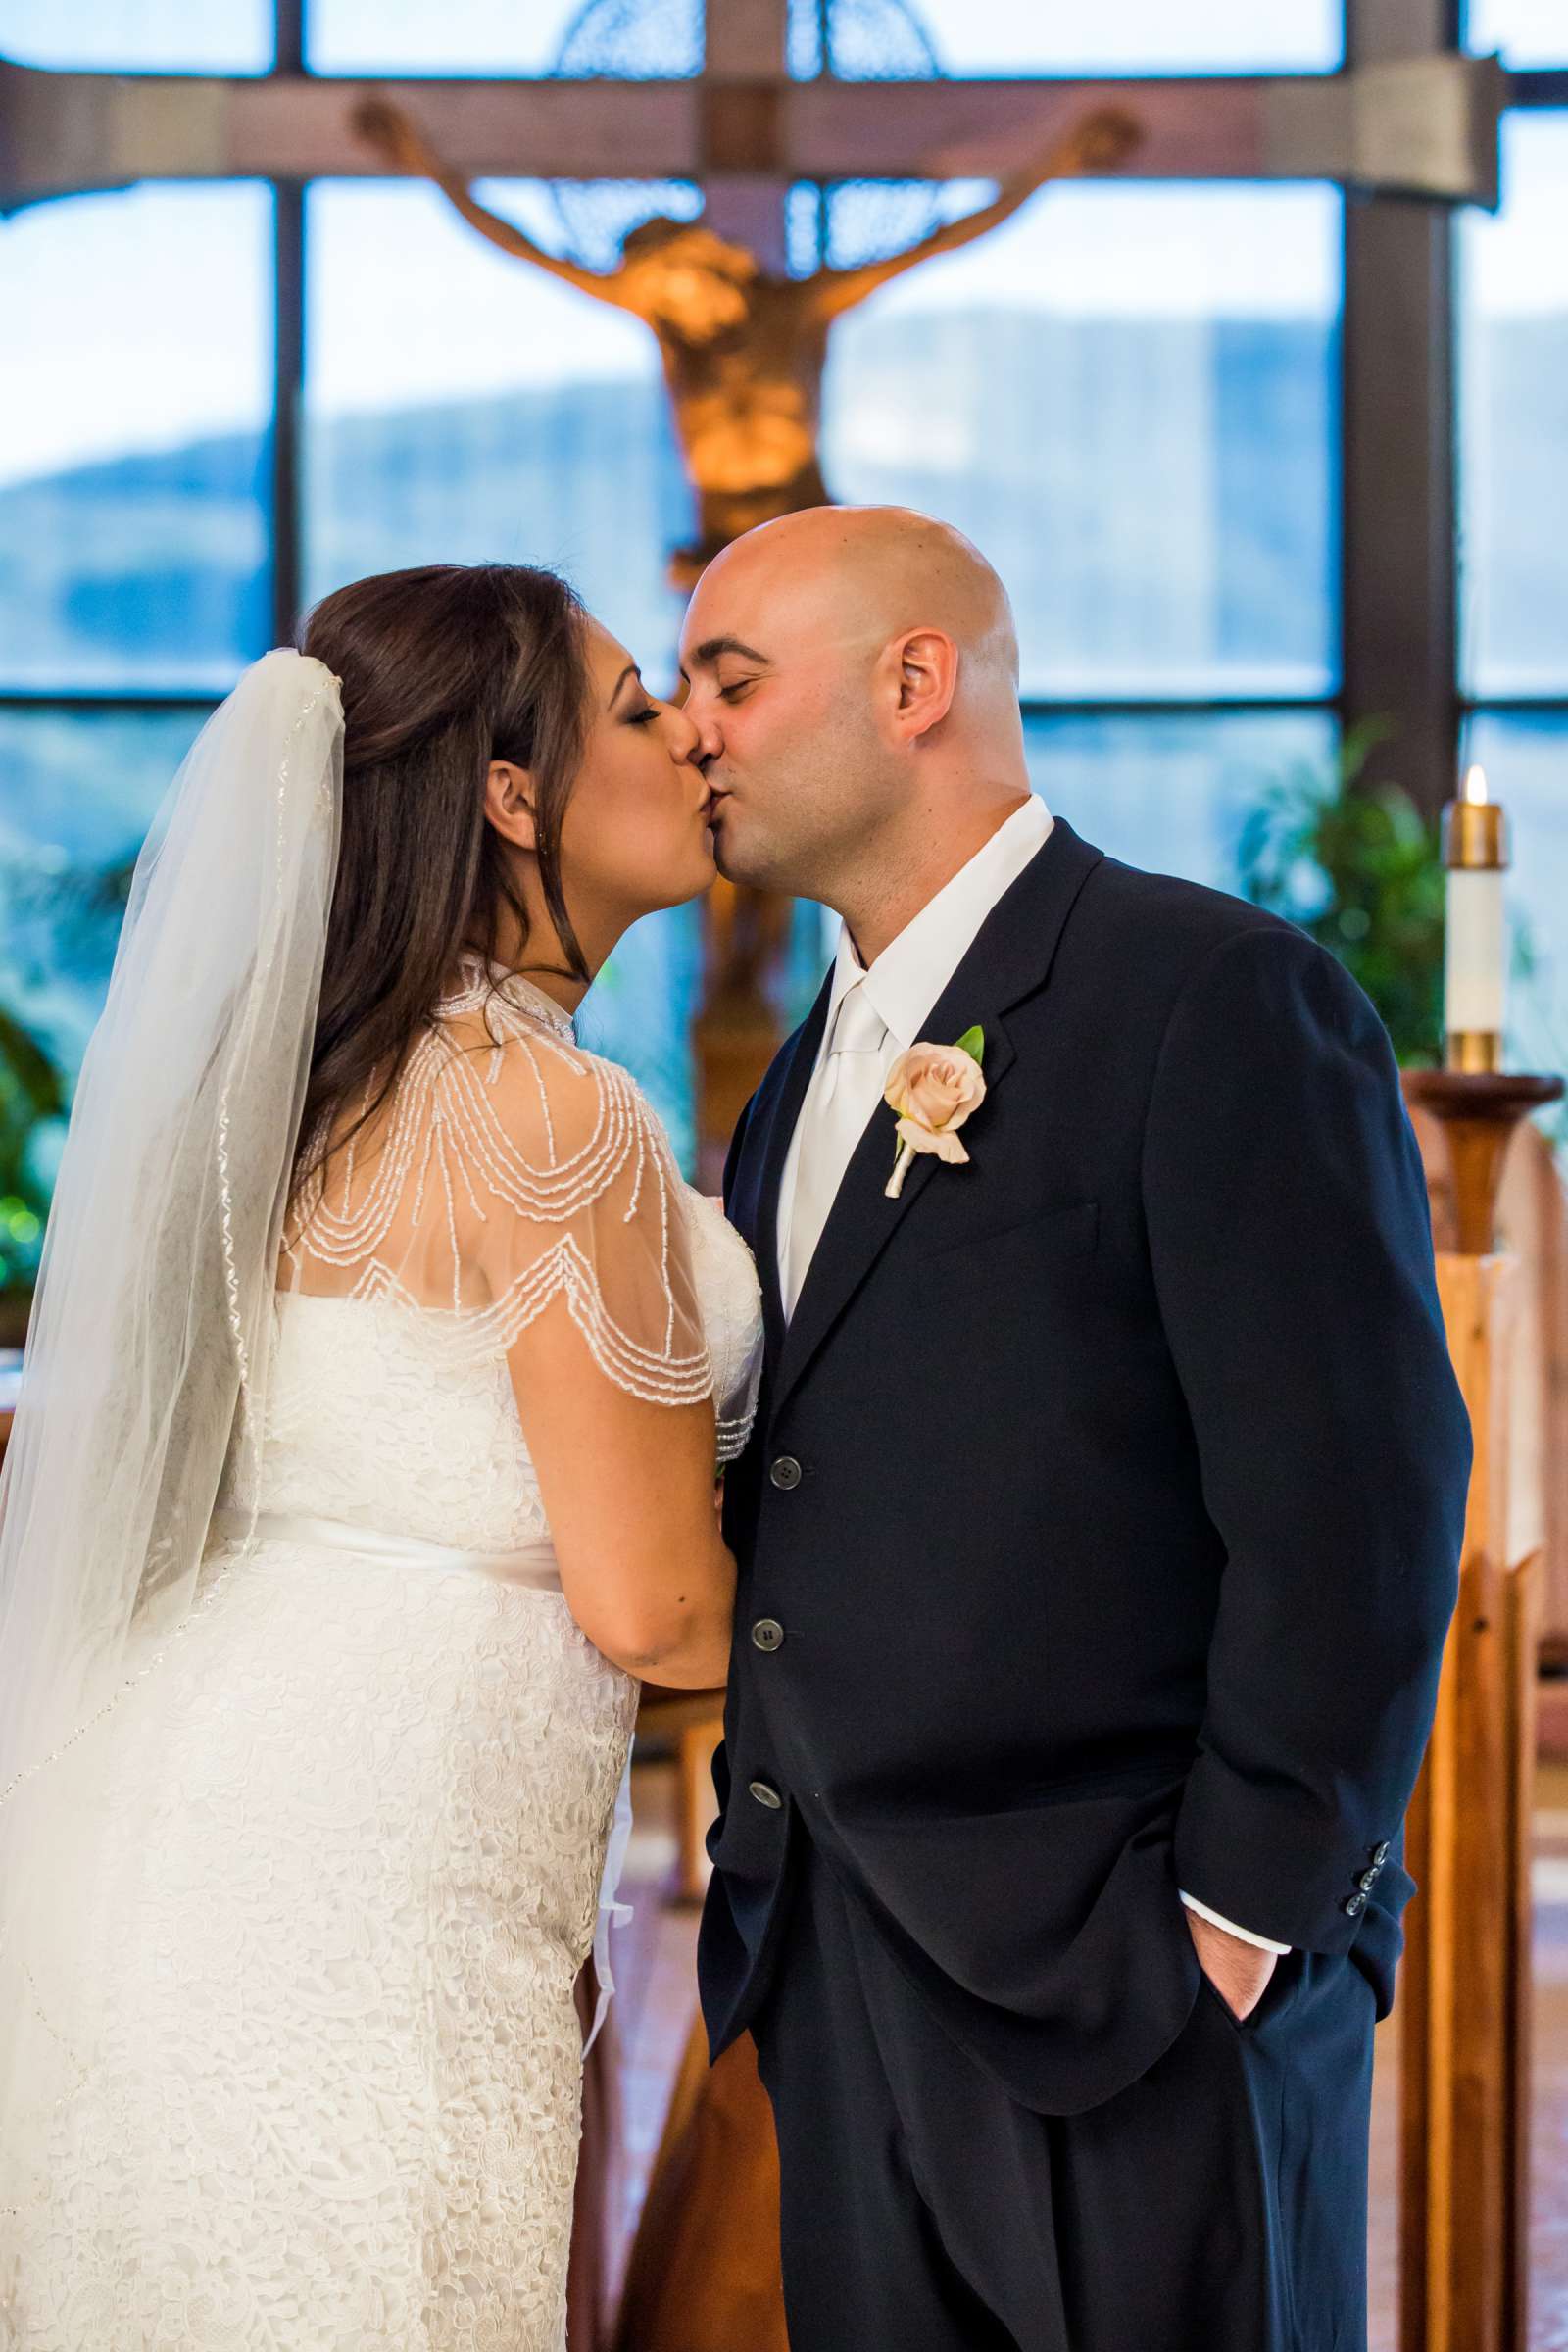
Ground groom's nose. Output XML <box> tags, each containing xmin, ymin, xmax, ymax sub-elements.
<box><xmin>684</xmin><ymin>692</ymin><xmax>727</xmax><ymax>772</ymax></box>
<box><xmin>667</xmin><ymin>706</ymin><xmax>704</xmax><ymax>766</ymax></box>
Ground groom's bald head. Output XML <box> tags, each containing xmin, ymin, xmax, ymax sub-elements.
<box><xmin>690</xmin><ymin>505</ymin><xmax>1019</xmax><ymax>688</ymax></box>
<box><xmin>678</xmin><ymin>506</ymin><xmax>1029</xmax><ymax>911</ymax></box>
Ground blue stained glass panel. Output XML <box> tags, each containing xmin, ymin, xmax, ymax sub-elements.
<box><xmin>0</xmin><ymin>184</ymin><xmax>273</xmax><ymax>691</ymax></box>
<box><xmin>0</xmin><ymin>0</ymin><xmax>272</xmax><ymax>71</ymax></box>
<box><xmin>308</xmin><ymin>0</ymin><xmax>700</xmax><ymax>75</ymax></box>
<box><xmin>1460</xmin><ymin>114</ymin><xmax>1568</xmax><ymax>699</ymax></box>
<box><xmin>1467</xmin><ymin>0</ymin><xmax>1568</xmax><ymax>64</ymax></box>
<box><xmin>789</xmin><ymin>0</ymin><xmax>1342</xmax><ymax>77</ymax></box>
<box><xmin>824</xmin><ymin>183</ymin><xmax>1342</xmax><ymax>699</ymax></box>
<box><xmin>303</xmin><ymin>180</ymin><xmax>692</xmax><ymax>681</ymax></box>
<box><xmin>1464</xmin><ymin>712</ymin><xmax>1568</xmax><ymax>1081</ymax></box>
<box><xmin>1021</xmin><ymin>710</ymin><xmax>1341</xmax><ymax>891</ymax></box>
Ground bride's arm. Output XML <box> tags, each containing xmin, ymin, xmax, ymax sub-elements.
<box><xmin>466</xmin><ymin>1035</ymin><xmax>737</xmax><ymax>1689</ymax></box>
<box><xmin>505</xmin><ymin>1316</ymin><xmax>736</xmax><ymax>1689</ymax></box>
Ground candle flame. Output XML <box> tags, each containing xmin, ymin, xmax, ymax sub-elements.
<box><xmin>1463</xmin><ymin>764</ymin><xmax>1490</xmax><ymax>806</ymax></box>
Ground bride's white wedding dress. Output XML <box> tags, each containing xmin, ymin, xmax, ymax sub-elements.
<box><xmin>1</xmin><ymin>956</ymin><xmax>761</xmax><ymax>2351</ymax></box>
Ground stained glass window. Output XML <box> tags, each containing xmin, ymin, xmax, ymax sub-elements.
<box><xmin>825</xmin><ymin>183</ymin><xmax>1341</xmax><ymax>698</ymax></box>
<box><xmin>0</xmin><ymin>185</ymin><xmax>273</xmax><ymax>691</ymax></box>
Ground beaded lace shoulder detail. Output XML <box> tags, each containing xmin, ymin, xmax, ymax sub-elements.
<box><xmin>279</xmin><ymin>956</ymin><xmax>715</xmax><ymax>1405</ymax></box>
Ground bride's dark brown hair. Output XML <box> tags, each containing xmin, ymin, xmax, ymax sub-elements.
<box><xmin>291</xmin><ymin>560</ymin><xmax>593</xmax><ymax>1197</ymax></box>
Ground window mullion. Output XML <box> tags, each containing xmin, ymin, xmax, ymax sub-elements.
<box><xmin>270</xmin><ymin>0</ymin><xmax>305</xmax><ymax>647</ymax></box>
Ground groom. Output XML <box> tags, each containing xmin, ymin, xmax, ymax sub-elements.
<box><xmin>679</xmin><ymin>506</ymin><xmax>1470</xmax><ymax>2350</ymax></box>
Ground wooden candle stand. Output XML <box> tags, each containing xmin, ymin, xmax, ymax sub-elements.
<box><xmin>1404</xmin><ymin>1071</ymin><xmax>1564</xmax><ymax>1254</ymax></box>
<box><xmin>1397</xmin><ymin>1066</ymin><xmax>1563</xmax><ymax>2352</ymax></box>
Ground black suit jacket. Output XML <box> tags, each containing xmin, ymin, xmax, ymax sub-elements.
<box><xmin>698</xmin><ymin>818</ymin><xmax>1470</xmax><ymax>2115</ymax></box>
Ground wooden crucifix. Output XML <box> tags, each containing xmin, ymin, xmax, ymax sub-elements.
<box><xmin>352</xmin><ymin>92</ymin><xmax>1140</xmax><ymax>589</ymax></box>
<box><xmin>0</xmin><ymin>14</ymin><xmax>1502</xmax><ymax>243</ymax></box>
<box><xmin>343</xmin><ymin>64</ymin><xmax>1136</xmax><ymax>1184</ymax></box>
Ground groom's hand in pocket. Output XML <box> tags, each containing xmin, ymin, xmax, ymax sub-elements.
<box><xmin>1185</xmin><ymin>1909</ymin><xmax>1278</xmax><ymax>2022</ymax></box>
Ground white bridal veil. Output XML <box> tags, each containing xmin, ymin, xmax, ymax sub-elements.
<box><xmin>0</xmin><ymin>650</ymin><xmax>344</xmax><ymax>2183</ymax></box>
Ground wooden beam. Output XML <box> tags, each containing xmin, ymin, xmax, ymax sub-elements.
<box><xmin>0</xmin><ymin>66</ymin><xmax>703</xmax><ymax>203</ymax></box>
<box><xmin>795</xmin><ymin>74</ymin><xmax>1268</xmax><ymax>179</ymax></box>
<box><xmin>704</xmin><ymin>0</ymin><xmax>789</xmax><ymax>82</ymax></box>
<box><xmin>699</xmin><ymin>172</ymin><xmax>791</xmax><ymax>264</ymax></box>
<box><xmin>699</xmin><ymin>5</ymin><xmax>791</xmax><ymax>285</ymax></box>
<box><xmin>1267</xmin><ymin>51</ymin><xmax>1504</xmax><ymax>203</ymax></box>
<box><xmin>0</xmin><ymin>60</ymin><xmax>1502</xmax><ymax>209</ymax></box>
<box><xmin>701</xmin><ymin>80</ymin><xmax>784</xmax><ymax>172</ymax></box>
<box><xmin>794</xmin><ymin>58</ymin><xmax>1500</xmax><ymax>193</ymax></box>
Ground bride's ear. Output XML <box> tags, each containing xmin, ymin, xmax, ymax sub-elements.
<box><xmin>484</xmin><ymin>760</ymin><xmax>539</xmax><ymax>855</ymax></box>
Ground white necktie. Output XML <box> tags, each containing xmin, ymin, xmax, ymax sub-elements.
<box><xmin>783</xmin><ymin>979</ymin><xmax>890</xmax><ymax>1319</ymax></box>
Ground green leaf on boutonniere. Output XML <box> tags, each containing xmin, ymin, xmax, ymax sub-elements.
<box><xmin>954</xmin><ymin>1025</ymin><xmax>985</xmax><ymax>1065</ymax></box>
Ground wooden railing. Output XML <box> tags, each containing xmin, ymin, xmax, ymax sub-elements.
<box><xmin>1408</xmin><ymin>1106</ymin><xmax>1568</xmax><ymax>1667</ymax></box>
<box><xmin>1399</xmin><ymin>1072</ymin><xmax>1563</xmax><ymax>2352</ymax></box>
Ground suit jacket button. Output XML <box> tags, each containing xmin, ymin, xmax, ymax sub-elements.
<box><xmin>1342</xmin><ymin>1891</ymin><xmax>1367</xmax><ymax>1917</ymax></box>
<box><xmin>1371</xmin><ymin>1841</ymin><xmax>1390</xmax><ymax>1867</ymax></box>
<box><xmin>770</xmin><ymin>1456</ymin><xmax>803</xmax><ymax>1490</ymax></box>
<box><xmin>749</xmin><ymin>1779</ymin><xmax>783</xmax><ymax>1810</ymax></box>
<box><xmin>752</xmin><ymin>1618</ymin><xmax>785</xmax><ymax>1653</ymax></box>
<box><xmin>1357</xmin><ymin>1867</ymin><xmax>1381</xmax><ymax>1892</ymax></box>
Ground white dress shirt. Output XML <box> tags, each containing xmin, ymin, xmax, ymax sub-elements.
<box><xmin>777</xmin><ymin>793</ymin><xmax>1054</xmax><ymax>1313</ymax></box>
<box><xmin>774</xmin><ymin>789</ymin><xmax>1289</xmax><ymax>1962</ymax></box>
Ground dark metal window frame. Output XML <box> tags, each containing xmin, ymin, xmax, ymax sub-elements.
<box><xmin>2</xmin><ymin>0</ymin><xmax>1562</xmax><ymax>826</ymax></box>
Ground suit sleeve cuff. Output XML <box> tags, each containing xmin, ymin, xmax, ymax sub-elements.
<box><xmin>1179</xmin><ymin>1890</ymin><xmax>1292</xmax><ymax>1956</ymax></box>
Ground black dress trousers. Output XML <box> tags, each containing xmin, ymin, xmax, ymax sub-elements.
<box><xmin>751</xmin><ymin>1838</ymin><xmax>1377</xmax><ymax>2352</ymax></box>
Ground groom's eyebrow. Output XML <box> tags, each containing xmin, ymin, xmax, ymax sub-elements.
<box><xmin>679</xmin><ymin>636</ymin><xmax>773</xmax><ymax>680</ymax></box>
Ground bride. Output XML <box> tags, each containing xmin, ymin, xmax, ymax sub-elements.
<box><xmin>0</xmin><ymin>564</ymin><xmax>762</xmax><ymax>2348</ymax></box>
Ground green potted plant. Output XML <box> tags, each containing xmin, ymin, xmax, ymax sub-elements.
<box><xmin>0</xmin><ymin>1004</ymin><xmax>66</xmax><ymax>1347</ymax></box>
<box><xmin>0</xmin><ymin>848</ymin><xmax>136</xmax><ymax>1349</ymax></box>
<box><xmin>1235</xmin><ymin>721</ymin><xmax>1446</xmax><ymax>1067</ymax></box>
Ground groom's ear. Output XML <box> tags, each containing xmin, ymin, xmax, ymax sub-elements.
<box><xmin>889</xmin><ymin>627</ymin><xmax>959</xmax><ymax>742</ymax></box>
<box><xmin>484</xmin><ymin>760</ymin><xmax>540</xmax><ymax>854</ymax></box>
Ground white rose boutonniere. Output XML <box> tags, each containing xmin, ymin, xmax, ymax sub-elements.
<box><xmin>882</xmin><ymin>1026</ymin><xmax>987</xmax><ymax>1200</ymax></box>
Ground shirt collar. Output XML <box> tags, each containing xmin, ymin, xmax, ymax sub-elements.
<box><xmin>826</xmin><ymin>795</ymin><xmax>1054</xmax><ymax>1052</ymax></box>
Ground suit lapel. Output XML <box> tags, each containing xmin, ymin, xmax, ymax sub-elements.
<box><xmin>772</xmin><ymin>817</ymin><xmax>1103</xmax><ymax>1418</ymax></box>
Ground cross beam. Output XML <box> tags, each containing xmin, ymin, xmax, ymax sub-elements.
<box><xmin>0</xmin><ymin>53</ymin><xmax>1505</xmax><ymax>216</ymax></box>
<box><xmin>700</xmin><ymin>0</ymin><xmax>791</xmax><ymax>259</ymax></box>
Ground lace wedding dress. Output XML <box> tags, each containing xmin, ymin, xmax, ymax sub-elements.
<box><xmin>1</xmin><ymin>955</ymin><xmax>761</xmax><ymax>2351</ymax></box>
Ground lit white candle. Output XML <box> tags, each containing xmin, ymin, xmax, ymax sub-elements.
<box><xmin>1443</xmin><ymin>765</ymin><xmax>1508</xmax><ymax>1071</ymax></box>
